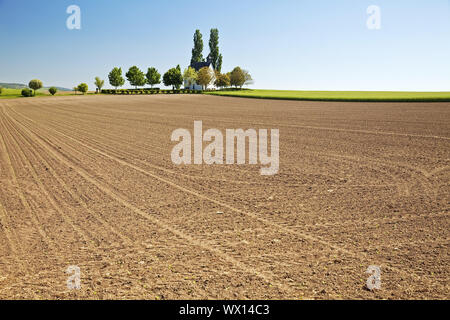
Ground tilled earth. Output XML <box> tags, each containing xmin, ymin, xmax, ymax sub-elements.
<box><xmin>0</xmin><ymin>95</ymin><xmax>448</xmax><ymax>299</ymax></box>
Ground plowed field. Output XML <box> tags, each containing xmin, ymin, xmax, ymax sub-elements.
<box><xmin>0</xmin><ymin>95</ymin><xmax>448</xmax><ymax>299</ymax></box>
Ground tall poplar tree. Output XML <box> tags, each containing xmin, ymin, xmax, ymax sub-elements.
<box><xmin>191</xmin><ymin>30</ymin><xmax>204</xmax><ymax>65</ymax></box>
<box><xmin>208</xmin><ymin>28</ymin><xmax>220</xmax><ymax>70</ymax></box>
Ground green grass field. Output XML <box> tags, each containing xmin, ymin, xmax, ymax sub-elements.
<box><xmin>206</xmin><ymin>90</ymin><xmax>450</xmax><ymax>102</ymax></box>
<box><xmin>3</xmin><ymin>88</ymin><xmax>450</xmax><ymax>102</ymax></box>
<box><xmin>0</xmin><ymin>88</ymin><xmax>46</xmax><ymax>99</ymax></box>
<box><xmin>0</xmin><ymin>88</ymin><xmax>85</xmax><ymax>99</ymax></box>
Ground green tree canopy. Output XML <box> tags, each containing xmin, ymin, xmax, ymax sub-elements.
<box><xmin>146</xmin><ymin>67</ymin><xmax>161</xmax><ymax>88</ymax></box>
<box><xmin>208</xmin><ymin>28</ymin><xmax>220</xmax><ymax>70</ymax></box>
<box><xmin>197</xmin><ymin>67</ymin><xmax>213</xmax><ymax>90</ymax></box>
<box><xmin>216</xmin><ymin>54</ymin><xmax>223</xmax><ymax>73</ymax></box>
<box><xmin>183</xmin><ymin>67</ymin><xmax>198</xmax><ymax>87</ymax></box>
<box><xmin>49</xmin><ymin>87</ymin><xmax>58</xmax><ymax>95</ymax></box>
<box><xmin>214</xmin><ymin>73</ymin><xmax>230</xmax><ymax>89</ymax></box>
<box><xmin>126</xmin><ymin>66</ymin><xmax>146</xmax><ymax>89</ymax></box>
<box><xmin>29</xmin><ymin>79</ymin><xmax>43</xmax><ymax>96</ymax></box>
<box><xmin>229</xmin><ymin>67</ymin><xmax>246</xmax><ymax>88</ymax></box>
<box><xmin>191</xmin><ymin>30</ymin><xmax>204</xmax><ymax>65</ymax></box>
<box><xmin>163</xmin><ymin>67</ymin><xmax>183</xmax><ymax>90</ymax></box>
<box><xmin>21</xmin><ymin>88</ymin><xmax>32</xmax><ymax>97</ymax></box>
<box><xmin>94</xmin><ymin>77</ymin><xmax>105</xmax><ymax>92</ymax></box>
<box><xmin>0</xmin><ymin>87</ymin><xmax>3</xmax><ymax>95</ymax></box>
<box><xmin>108</xmin><ymin>67</ymin><xmax>125</xmax><ymax>89</ymax></box>
<box><xmin>77</xmin><ymin>83</ymin><xmax>88</xmax><ymax>94</ymax></box>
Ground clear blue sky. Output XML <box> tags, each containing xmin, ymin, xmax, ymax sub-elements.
<box><xmin>1</xmin><ymin>0</ymin><xmax>449</xmax><ymax>91</ymax></box>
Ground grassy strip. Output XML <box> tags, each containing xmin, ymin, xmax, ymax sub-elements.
<box><xmin>0</xmin><ymin>88</ymin><xmax>46</xmax><ymax>99</ymax></box>
<box><xmin>0</xmin><ymin>88</ymin><xmax>89</xmax><ymax>99</ymax></box>
<box><xmin>205</xmin><ymin>90</ymin><xmax>450</xmax><ymax>102</ymax></box>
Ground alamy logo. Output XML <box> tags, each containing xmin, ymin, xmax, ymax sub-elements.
<box><xmin>366</xmin><ymin>5</ymin><xmax>381</xmax><ymax>30</ymax></box>
<box><xmin>171</xmin><ymin>121</ymin><xmax>279</xmax><ymax>175</ymax></box>
<box><xmin>66</xmin><ymin>5</ymin><xmax>81</xmax><ymax>30</ymax></box>
<box><xmin>66</xmin><ymin>265</ymin><xmax>81</xmax><ymax>290</ymax></box>
<box><xmin>366</xmin><ymin>265</ymin><xmax>381</xmax><ymax>290</ymax></box>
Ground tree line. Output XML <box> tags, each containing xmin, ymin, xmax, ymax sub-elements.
<box><xmin>102</xmin><ymin>64</ymin><xmax>252</xmax><ymax>91</ymax></box>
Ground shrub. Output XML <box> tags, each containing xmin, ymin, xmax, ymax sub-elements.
<box><xmin>21</xmin><ymin>88</ymin><xmax>33</xmax><ymax>97</ymax></box>
<box><xmin>77</xmin><ymin>83</ymin><xmax>88</xmax><ymax>94</ymax></box>
<box><xmin>49</xmin><ymin>87</ymin><xmax>58</xmax><ymax>95</ymax></box>
<box><xmin>0</xmin><ymin>87</ymin><xmax>2</xmax><ymax>95</ymax></box>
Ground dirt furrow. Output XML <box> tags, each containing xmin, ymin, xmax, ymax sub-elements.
<box><xmin>4</xmin><ymin>103</ymin><xmax>304</xmax><ymax>299</ymax></box>
<box><xmin>8</xmin><ymin>103</ymin><xmax>447</xmax><ymax>298</ymax></box>
<box><xmin>1</xmin><ymin>96</ymin><xmax>448</xmax><ymax>299</ymax></box>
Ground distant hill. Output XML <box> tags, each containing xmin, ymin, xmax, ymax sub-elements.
<box><xmin>0</xmin><ymin>82</ymin><xmax>72</xmax><ymax>91</ymax></box>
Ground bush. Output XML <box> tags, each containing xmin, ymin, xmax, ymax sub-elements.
<box><xmin>101</xmin><ymin>88</ymin><xmax>165</xmax><ymax>95</ymax></box>
<box><xmin>0</xmin><ymin>87</ymin><xmax>2</xmax><ymax>95</ymax></box>
<box><xmin>49</xmin><ymin>87</ymin><xmax>58</xmax><ymax>95</ymax></box>
<box><xmin>21</xmin><ymin>88</ymin><xmax>33</xmax><ymax>97</ymax></box>
<box><xmin>77</xmin><ymin>83</ymin><xmax>88</xmax><ymax>94</ymax></box>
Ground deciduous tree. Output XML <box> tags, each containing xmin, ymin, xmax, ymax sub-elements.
<box><xmin>77</xmin><ymin>83</ymin><xmax>88</xmax><ymax>94</ymax></box>
<box><xmin>183</xmin><ymin>67</ymin><xmax>198</xmax><ymax>88</ymax></box>
<box><xmin>229</xmin><ymin>67</ymin><xmax>246</xmax><ymax>88</ymax></box>
<box><xmin>163</xmin><ymin>67</ymin><xmax>183</xmax><ymax>90</ymax></box>
<box><xmin>94</xmin><ymin>77</ymin><xmax>105</xmax><ymax>92</ymax></box>
<box><xmin>146</xmin><ymin>67</ymin><xmax>161</xmax><ymax>88</ymax></box>
<box><xmin>126</xmin><ymin>66</ymin><xmax>146</xmax><ymax>89</ymax></box>
<box><xmin>197</xmin><ymin>67</ymin><xmax>214</xmax><ymax>90</ymax></box>
<box><xmin>29</xmin><ymin>79</ymin><xmax>43</xmax><ymax>96</ymax></box>
<box><xmin>108</xmin><ymin>67</ymin><xmax>125</xmax><ymax>89</ymax></box>
<box><xmin>214</xmin><ymin>73</ymin><xmax>230</xmax><ymax>89</ymax></box>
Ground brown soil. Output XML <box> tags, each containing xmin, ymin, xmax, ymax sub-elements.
<box><xmin>0</xmin><ymin>95</ymin><xmax>448</xmax><ymax>299</ymax></box>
